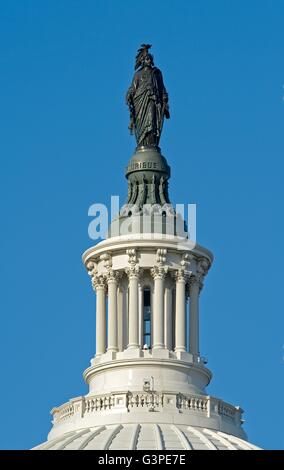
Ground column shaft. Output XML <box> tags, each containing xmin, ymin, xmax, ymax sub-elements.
<box><xmin>139</xmin><ymin>285</ymin><xmax>144</xmax><ymax>348</ymax></box>
<box><xmin>175</xmin><ymin>273</ymin><xmax>186</xmax><ymax>352</ymax></box>
<box><xmin>96</xmin><ymin>285</ymin><xmax>106</xmax><ymax>356</ymax></box>
<box><xmin>153</xmin><ymin>273</ymin><xmax>165</xmax><ymax>349</ymax></box>
<box><xmin>117</xmin><ymin>287</ymin><xmax>126</xmax><ymax>352</ymax></box>
<box><xmin>125</xmin><ymin>288</ymin><xmax>129</xmax><ymax>348</ymax></box>
<box><xmin>164</xmin><ymin>286</ymin><xmax>173</xmax><ymax>350</ymax></box>
<box><xmin>189</xmin><ymin>278</ymin><xmax>200</xmax><ymax>357</ymax></box>
<box><xmin>128</xmin><ymin>274</ymin><xmax>139</xmax><ymax>348</ymax></box>
<box><xmin>107</xmin><ymin>278</ymin><xmax>118</xmax><ymax>352</ymax></box>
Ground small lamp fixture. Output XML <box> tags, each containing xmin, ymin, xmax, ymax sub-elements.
<box><xmin>143</xmin><ymin>380</ymin><xmax>151</xmax><ymax>392</ymax></box>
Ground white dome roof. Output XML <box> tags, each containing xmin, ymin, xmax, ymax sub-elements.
<box><xmin>34</xmin><ymin>424</ymin><xmax>260</xmax><ymax>451</ymax></box>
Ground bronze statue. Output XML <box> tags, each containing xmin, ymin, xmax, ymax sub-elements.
<box><xmin>126</xmin><ymin>44</ymin><xmax>170</xmax><ymax>148</ymax></box>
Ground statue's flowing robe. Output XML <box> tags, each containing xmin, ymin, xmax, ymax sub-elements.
<box><xmin>127</xmin><ymin>67</ymin><xmax>167</xmax><ymax>147</ymax></box>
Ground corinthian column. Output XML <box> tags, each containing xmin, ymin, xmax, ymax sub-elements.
<box><xmin>151</xmin><ymin>266</ymin><xmax>167</xmax><ymax>349</ymax></box>
<box><xmin>164</xmin><ymin>283</ymin><xmax>173</xmax><ymax>351</ymax></box>
<box><xmin>117</xmin><ymin>285</ymin><xmax>127</xmax><ymax>351</ymax></box>
<box><xmin>189</xmin><ymin>275</ymin><xmax>200</xmax><ymax>357</ymax></box>
<box><xmin>174</xmin><ymin>269</ymin><xmax>186</xmax><ymax>353</ymax></box>
<box><xmin>106</xmin><ymin>270</ymin><xmax>119</xmax><ymax>352</ymax></box>
<box><xmin>126</xmin><ymin>266</ymin><xmax>140</xmax><ymax>349</ymax></box>
<box><xmin>138</xmin><ymin>284</ymin><xmax>144</xmax><ymax>348</ymax></box>
<box><xmin>189</xmin><ymin>257</ymin><xmax>210</xmax><ymax>359</ymax></box>
<box><xmin>93</xmin><ymin>275</ymin><xmax>106</xmax><ymax>356</ymax></box>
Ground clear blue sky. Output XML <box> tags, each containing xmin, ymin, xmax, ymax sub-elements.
<box><xmin>0</xmin><ymin>0</ymin><xmax>283</xmax><ymax>450</ymax></box>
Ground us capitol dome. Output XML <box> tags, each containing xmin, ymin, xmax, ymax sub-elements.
<box><xmin>33</xmin><ymin>45</ymin><xmax>260</xmax><ymax>451</ymax></box>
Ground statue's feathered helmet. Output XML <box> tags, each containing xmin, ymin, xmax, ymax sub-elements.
<box><xmin>135</xmin><ymin>44</ymin><xmax>154</xmax><ymax>70</ymax></box>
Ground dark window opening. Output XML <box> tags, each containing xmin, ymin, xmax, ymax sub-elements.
<box><xmin>143</xmin><ymin>288</ymin><xmax>151</xmax><ymax>348</ymax></box>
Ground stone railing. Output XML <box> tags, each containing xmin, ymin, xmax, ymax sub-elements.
<box><xmin>127</xmin><ymin>392</ymin><xmax>163</xmax><ymax>410</ymax></box>
<box><xmin>51</xmin><ymin>392</ymin><xmax>242</xmax><ymax>427</ymax></box>
<box><xmin>51</xmin><ymin>402</ymin><xmax>75</xmax><ymax>424</ymax></box>
<box><xmin>51</xmin><ymin>397</ymin><xmax>84</xmax><ymax>425</ymax></box>
<box><xmin>177</xmin><ymin>394</ymin><xmax>208</xmax><ymax>412</ymax></box>
<box><xmin>218</xmin><ymin>401</ymin><xmax>240</xmax><ymax>420</ymax></box>
<box><xmin>85</xmin><ymin>394</ymin><xmax>115</xmax><ymax>412</ymax></box>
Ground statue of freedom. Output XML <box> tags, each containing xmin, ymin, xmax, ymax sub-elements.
<box><xmin>126</xmin><ymin>44</ymin><xmax>170</xmax><ymax>148</ymax></box>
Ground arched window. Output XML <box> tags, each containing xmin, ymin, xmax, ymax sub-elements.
<box><xmin>143</xmin><ymin>287</ymin><xmax>151</xmax><ymax>348</ymax></box>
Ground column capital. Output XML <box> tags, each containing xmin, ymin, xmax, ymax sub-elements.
<box><xmin>105</xmin><ymin>269</ymin><xmax>121</xmax><ymax>283</ymax></box>
<box><xmin>151</xmin><ymin>265</ymin><xmax>168</xmax><ymax>280</ymax></box>
<box><xmin>189</xmin><ymin>274</ymin><xmax>203</xmax><ymax>293</ymax></box>
<box><xmin>92</xmin><ymin>274</ymin><xmax>106</xmax><ymax>291</ymax></box>
<box><xmin>189</xmin><ymin>274</ymin><xmax>201</xmax><ymax>286</ymax></box>
<box><xmin>125</xmin><ymin>265</ymin><xmax>142</xmax><ymax>280</ymax></box>
<box><xmin>172</xmin><ymin>268</ymin><xmax>188</xmax><ymax>283</ymax></box>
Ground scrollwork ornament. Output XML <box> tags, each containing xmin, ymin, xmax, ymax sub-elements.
<box><xmin>197</xmin><ymin>257</ymin><xmax>210</xmax><ymax>277</ymax></box>
<box><xmin>86</xmin><ymin>260</ymin><xmax>97</xmax><ymax>278</ymax></box>
<box><xmin>156</xmin><ymin>248</ymin><xmax>167</xmax><ymax>265</ymax></box>
<box><xmin>100</xmin><ymin>253</ymin><xmax>112</xmax><ymax>270</ymax></box>
<box><xmin>126</xmin><ymin>248</ymin><xmax>138</xmax><ymax>265</ymax></box>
